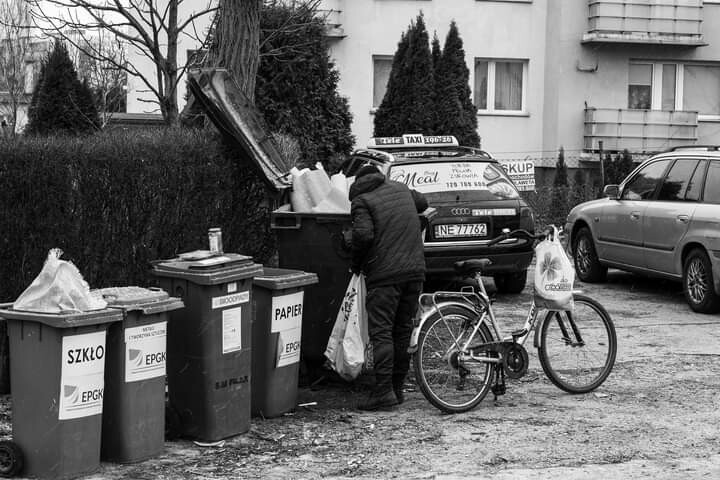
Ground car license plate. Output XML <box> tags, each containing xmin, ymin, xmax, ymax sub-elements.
<box><xmin>435</xmin><ymin>223</ymin><xmax>487</xmax><ymax>238</ymax></box>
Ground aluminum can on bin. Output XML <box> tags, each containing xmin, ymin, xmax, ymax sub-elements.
<box><xmin>208</xmin><ymin>228</ymin><xmax>223</xmax><ymax>254</ymax></box>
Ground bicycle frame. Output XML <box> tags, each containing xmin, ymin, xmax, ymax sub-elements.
<box><xmin>409</xmin><ymin>272</ymin><xmax>547</xmax><ymax>354</ymax></box>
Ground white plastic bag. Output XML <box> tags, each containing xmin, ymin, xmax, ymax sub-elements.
<box><xmin>534</xmin><ymin>227</ymin><xmax>574</xmax><ymax>311</ymax></box>
<box><xmin>324</xmin><ymin>273</ymin><xmax>369</xmax><ymax>381</ymax></box>
<box><xmin>13</xmin><ymin>249</ymin><xmax>107</xmax><ymax>313</ymax></box>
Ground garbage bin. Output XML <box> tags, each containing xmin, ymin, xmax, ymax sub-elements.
<box><xmin>94</xmin><ymin>286</ymin><xmax>184</xmax><ymax>463</ymax></box>
<box><xmin>0</xmin><ymin>305</ymin><xmax>123</xmax><ymax>479</ymax></box>
<box><xmin>152</xmin><ymin>252</ymin><xmax>263</xmax><ymax>442</ymax></box>
<box><xmin>270</xmin><ymin>208</ymin><xmax>353</xmax><ymax>377</ymax></box>
<box><xmin>251</xmin><ymin>268</ymin><xmax>318</xmax><ymax>418</ymax></box>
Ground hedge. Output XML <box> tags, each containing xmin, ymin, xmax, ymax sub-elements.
<box><xmin>0</xmin><ymin>128</ymin><xmax>275</xmax><ymax>301</ymax></box>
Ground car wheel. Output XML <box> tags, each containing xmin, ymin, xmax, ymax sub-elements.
<box><xmin>494</xmin><ymin>270</ymin><xmax>527</xmax><ymax>294</ymax></box>
<box><xmin>683</xmin><ymin>249</ymin><xmax>720</xmax><ymax>314</ymax></box>
<box><xmin>572</xmin><ymin>227</ymin><xmax>607</xmax><ymax>283</ymax></box>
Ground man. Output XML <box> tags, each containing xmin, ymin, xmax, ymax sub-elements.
<box><xmin>349</xmin><ymin>164</ymin><xmax>428</xmax><ymax>411</ymax></box>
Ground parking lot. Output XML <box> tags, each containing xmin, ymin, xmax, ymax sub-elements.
<box><xmin>18</xmin><ymin>265</ymin><xmax>707</xmax><ymax>480</ymax></box>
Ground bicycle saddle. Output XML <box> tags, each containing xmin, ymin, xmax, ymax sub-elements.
<box><xmin>453</xmin><ymin>259</ymin><xmax>492</xmax><ymax>276</ymax></box>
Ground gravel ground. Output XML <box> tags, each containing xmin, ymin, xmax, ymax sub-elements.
<box><xmin>2</xmin><ymin>267</ymin><xmax>720</xmax><ymax>479</ymax></box>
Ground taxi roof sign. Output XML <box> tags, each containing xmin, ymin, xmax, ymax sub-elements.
<box><xmin>367</xmin><ymin>134</ymin><xmax>459</xmax><ymax>149</ymax></box>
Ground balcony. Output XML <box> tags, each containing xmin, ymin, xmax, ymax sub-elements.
<box><xmin>583</xmin><ymin>0</ymin><xmax>705</xmax><ymax>46</ymax></box>
<box><xmin>584</xmin><ymin>108</ymin><xmax>698</xmax><ymax>153</ymax></box>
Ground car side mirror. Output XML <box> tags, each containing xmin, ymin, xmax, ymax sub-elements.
<box><xmin>603</xmin><ymin>184</ymin><xmax>620</xmax><ymax>199</ymax></box>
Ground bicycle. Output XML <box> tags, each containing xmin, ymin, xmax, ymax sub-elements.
<box><xmin>409</xmin><ymin>227</ymin><xmax>617</xmax><ymax>413</ymax></box>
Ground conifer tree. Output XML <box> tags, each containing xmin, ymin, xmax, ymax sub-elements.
<box><xmin>255</xmin><ymin>2</ymin><xmax>354</xmax><ymax>168</ymax></box>
<box><xmin>434</xmin><ymin>21</ymin><xmax>480</xmax><ymax>146</ymax></box>
<box><xmin>374</xmin><ymin>13</ymin><xmax>434</xmax><ymax>136</ymax></box>
<box><xmin>26</xmin><ymin>40</ymin><xmax>99</xmax><ymax>135</ymax></box>
<box><xmin>550</xmin><ymin>147</ymin><xmax>569</xmax><ymax>225</ymax></box>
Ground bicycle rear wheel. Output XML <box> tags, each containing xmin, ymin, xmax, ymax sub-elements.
<box><xmin>413</xmin><ymin>305</ymin><xmax>495</xmax><ymax>413</ymax></box>
<box><xmin>538</xmin><ymin>294</ymin><xmax>616</xmax><ymax>393</ymax></box>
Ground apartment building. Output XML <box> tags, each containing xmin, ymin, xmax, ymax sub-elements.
<box><xmin>122</xmin><ymin>1</ymin><xmax>720</xmax><ymax>165</ymax></box>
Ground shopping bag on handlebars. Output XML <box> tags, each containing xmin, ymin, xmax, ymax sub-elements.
<box><xmin>534</xmin><ymin>227</ymin><xmax>575</xmax><ymax>311</ymax></box>
<box><xmin>324</xmin><ymin>273</ymin><xmax>369</xmax><ymax>380</ymax></box>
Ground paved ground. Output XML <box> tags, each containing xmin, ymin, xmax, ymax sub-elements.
<box><xmin>2</xmin><ymin>267</ymin><xmax>720</xmax><ymax>479</ymax></box>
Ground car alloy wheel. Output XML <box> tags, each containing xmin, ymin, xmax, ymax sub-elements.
<box><xmin>686</xmin><ymin>257</ymin><xmax>709</xmax><ymax>305</ymax></box>
<box><xmin>575</xmin><ymin>237</ymin><xmax>593</xmax><ymax>277</ymax></box>
<box><xmin>683</xmin><ymin>249</ymin><xmax>720</xmax><ymax>314</ymax></box>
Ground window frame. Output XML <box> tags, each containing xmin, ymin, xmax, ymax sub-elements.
<box><xmin>371</xmin><ymin>55</ymin><xmax>394</xmax><ymax>110</ymax></box>
<box><xmin>620</xmin><ymin>158</ymin><xmax>672</xmax><ymax>201</ymax></box>
<box><xmin>628</xmin><ymin>61</ymin><xmax>720</xmax><ymax>121</ymax></box>
<box><xmin>474</xmin><ymin>58</ymin><xmax>528</xmax><ymax>116</ymax></box>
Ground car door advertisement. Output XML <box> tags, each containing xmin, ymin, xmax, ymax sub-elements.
<box><xmin>272</xmin><ymin>291</ymin><xmax>304</xmax><ymax>367</ymax></box>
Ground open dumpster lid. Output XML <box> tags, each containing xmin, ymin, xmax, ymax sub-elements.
<box><xmin>187</xmin><ymin>68</ymin><xmax>291</xmax><ymax>193</ymax></box>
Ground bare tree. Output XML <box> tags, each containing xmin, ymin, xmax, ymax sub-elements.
<box><xmin>0</xmin><ymin>0</ymin><xmax>34</xmax><ymax>135</ymax></box>
<box><xmin>28</xmin><ymin>0</ymin><xmax>218</xmax><ymax>125</ymax></box>
<box><xmin>65</xmin><ymin>28</ymin><xmax>127</xmax><ymax>127</ymax></box>
<box><xmin>213</xmin><ymin>0</ymin><xmax>262</xmax><ymax>102</ymax></box>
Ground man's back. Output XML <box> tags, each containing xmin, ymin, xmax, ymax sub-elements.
<box><xmin>349</xmin><ymin>168</ymin><xmax>426</xmax><ymax>288</ymax></box>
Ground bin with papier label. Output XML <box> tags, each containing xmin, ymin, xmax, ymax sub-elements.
<box><xmin>151</xmin><ymin>252</ymin><xmax>263</xmax><ymax>442</ymax></box>
<box><xmin>0</xmin><ymin>305</ymin><xmax>123</xmax><ymax>479</ymax></box>
<box><xmin>94</xmin><ymin>286</ymin><xmax>183</xmax><ymax>463</ymax></box>
<box><xmin>251</xmin><ymin>268</ymin><xmax>318</xmax><ymax>418</ymax></box>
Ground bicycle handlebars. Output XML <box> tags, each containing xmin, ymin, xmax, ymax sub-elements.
<box><xmin>486</xmin><ymin>227</ymin><xmax>561</xmax><ymax>247</ymax></box>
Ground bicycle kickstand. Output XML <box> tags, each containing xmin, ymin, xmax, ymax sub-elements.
<box><xmin>491</xmin><ymin>365</ymin><xmax>506</xmax><ymax>400</ymax></box>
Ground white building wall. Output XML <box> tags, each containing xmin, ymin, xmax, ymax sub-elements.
<box><xmin>327</xmin><ymin>0</ymin><xmax>548</xmax><ymax>159</ymax></box>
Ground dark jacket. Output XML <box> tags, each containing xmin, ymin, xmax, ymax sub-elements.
<box><xmin>349</xmin><ymin>171</ymin><xmax>428</xmax><ymax>287</ymax></box>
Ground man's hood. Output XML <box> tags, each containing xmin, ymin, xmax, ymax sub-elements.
<box><xmin>349</xmin><ymin>172</ymin><xmax>386</xmax><ymax>200</ymax></box>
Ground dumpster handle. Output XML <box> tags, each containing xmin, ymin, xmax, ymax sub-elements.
<box><xmin>270</xmin><ymin>215</ymin><xmax>301</xmax><ymax>230</ymax></box>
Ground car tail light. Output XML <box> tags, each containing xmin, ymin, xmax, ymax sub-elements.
<box><xmin>519</xmin><ymin>206</ymin><xmax>535</xmax><ymax>231</ymax></box>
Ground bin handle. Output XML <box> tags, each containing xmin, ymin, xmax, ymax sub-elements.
<box><xmin>270</xmin><ymin>215</ymin><xmax>302</xmax><ymax>230</ymax></box>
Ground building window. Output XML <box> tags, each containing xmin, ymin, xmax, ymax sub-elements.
<box><xmin>373</xmin><ymin>56</ymin><xmax>393</xmax><ymax>108</ymax></box>
<box><xmin>628</xmin><ymin>61</ymin><xmax>720</xmax><ymax>119</ymax></box>
<box><xmin>628</xmin><ymin>63</ymin><xmax>652</xmax><ymax>109</ymax></box>
<box><xmin>683</xmin><ymin>65</ymin><xmax>720</xmax><ymax>117</ymax></box>
<box><xmin>474</xmin><ymin>59</ymin><xmax>527</xmax><ymax>114</ymax></box>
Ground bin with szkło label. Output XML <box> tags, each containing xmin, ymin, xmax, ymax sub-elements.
<box><xmin>251</xmin><ymin>268</ymin><xmax>318</xmax><ymax>418</ymax></box>
<box><xmin>151</xmin><ymin>251</ymin><xmax>263</xmax><ymax>442</ymax></box>
<box><xmin>94</xmin><ymin>286</ymin><xmax>183</xmax><ymax>463</ymax></box>
<box><xmin>0</xmin><ymin>305</ymin><xmax>123</xmax><ymax>479</ymax></box>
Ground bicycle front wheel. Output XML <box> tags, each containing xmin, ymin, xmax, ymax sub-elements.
<box><xmin>413</xmin><ymin>305</ymin><xmax>495</xmax><ymax>413</ymax></box>
<box><xmin>538</xmin><ymin>294</ymin><xmax>617</xmax><ymax>393</ymax></box>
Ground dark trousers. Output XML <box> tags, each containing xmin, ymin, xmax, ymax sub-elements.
<box><xmin>366</xmin><ymin>280</ymin><xmax>423</xmax><ymax>393</ymax></box>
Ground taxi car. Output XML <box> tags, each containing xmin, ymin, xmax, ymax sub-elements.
<box><xmin>343</xmin><ymin>134</ymin><xmax>535</xmax><ymax>293</ymax></box>
<box><xmin>565</xmin><ymin>146</ymin><xmax>720</xmax><ymax>313</ymax></box>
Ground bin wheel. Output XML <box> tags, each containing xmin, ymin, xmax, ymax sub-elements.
<box><xmin>165</xmin><ymin>403</ymin><xmax>182</xmax><ymax>441</ymax></box>
<box><xmin>0</xmin><ymin>440</ymin><xmax>23</xmax><ymax>477</ymax></box>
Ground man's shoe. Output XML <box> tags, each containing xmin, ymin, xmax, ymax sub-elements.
<box><xmin>357</xmin><ymin>390</ymin><xmax>398</xmax><ymax>411</ymax></box>
<box><xmin>394</xmin><ymin>387</ymin><xmax>405</xmax><ymax>405</ymax></box>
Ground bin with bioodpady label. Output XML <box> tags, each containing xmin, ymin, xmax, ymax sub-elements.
<box><xmin>94</xmin><ymin>286</ymin><xmax>184</xmax><ymax>463</ymax></box>
<box><xmin>0</xmin><ymin>305</ymin><xmax>123</xmax><ymax>479</ymax></box>
<box><xmin>152</xmin><ymin>252</ymin><xmax>263</xmax><ymax>442</ymax></box>
<box><xmin>251</xmin><ymin>268</ymin><xmax>318</xmax><ymax>418</ymax></box>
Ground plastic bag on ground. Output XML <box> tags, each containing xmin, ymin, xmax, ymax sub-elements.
<box><xmin>533</xmin><ymin>227</ymin><xmax>574</xmax><ymax>311</ymax></box>
<box><xmin>324</xmin><ymin>273</ymin><xmax>369</xmax><ymax>380</ymax></box>
<box><xmin>13</xmin><ymin>249</ymin><xmax>107</xmax><ymax>313</ymax></box>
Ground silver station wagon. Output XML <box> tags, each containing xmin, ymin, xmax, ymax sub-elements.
<box><xmin>566</xmin><ymin>146</ymin><xmax>720</xmax><ymax>313</ymax></box>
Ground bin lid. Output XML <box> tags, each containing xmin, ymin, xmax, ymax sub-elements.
<box><xmin>186</xmin><ymin>68</ymin><xmax>291</xmax><ymax>193</ymax></box>
<box><xmin>93</xmin><ymin>286</ymin><xmax>184</xmax><ymax>314</ymax></box>
<box><xmin>0</xmin><ymin>303</ymin><xmax>123</xmax><ymax>328</ymax></box>
<box><xmin>152</xmin><ymin>252</ymin><xmax>264</xmax><ymax>285</ymax></box>
<box><xmin>253</xmin><ymin>267</ymin><xmax>319</xmax><ymax>290</ymax></box>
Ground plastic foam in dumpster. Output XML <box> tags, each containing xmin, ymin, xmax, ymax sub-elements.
<box><xmin>13</xmin><ymin>248</ymin><xmax>107</xmax><ymax>313</ymax></box>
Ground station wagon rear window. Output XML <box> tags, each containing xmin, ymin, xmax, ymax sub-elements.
<box><xmin>388</xmin><ymin>161</ymin><xmax>519</xmax><ymax>200</ymax></box>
